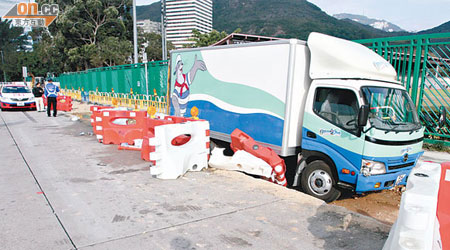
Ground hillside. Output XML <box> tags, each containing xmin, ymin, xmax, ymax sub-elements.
<box><xmin>419</xmin><ymin>21</ymin><xmax>450</xmax><ymax>34</ymax></box>
<box><xmin>136</xmin><ymin>3</ymin><xmax>160</xmax><ymax>22</ymax></box>
<box><xmin>216</xmin><ymin>0</ymin><xmax>401</xmax><ymax>40</ymax></box>
<box><xmin>334</xmin><ymin>13</ymin><xmax>405</xmax><ymax>32</ymax></box>
<box><xmin>137</xmin><ymin>0</ymin><xmax>449</xmax><ymax>40</ymax></box>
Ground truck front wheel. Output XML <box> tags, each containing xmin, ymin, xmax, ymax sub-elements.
<box><xmin>301</xmin><ymin>160</ymin><xmax>341</xmax><ymax>202</ymax></box>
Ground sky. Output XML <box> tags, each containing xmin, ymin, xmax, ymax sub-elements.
<box><xmin>2</xmin><ymin>0</ymin><xmax>449</xmax><ymax>32</ymax></box>
<box><xmin>307</xmin><ymin>0</ymin><xmax>450</xmax><ymax>32</ymax></box>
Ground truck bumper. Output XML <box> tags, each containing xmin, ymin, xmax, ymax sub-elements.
<box><xmin>355</xmin><ymin>168</ymin><xmax>412</xmax><ymax>193</ymax></box>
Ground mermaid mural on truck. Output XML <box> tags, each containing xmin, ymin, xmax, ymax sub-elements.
<box><xmin>169</xmin><ymin>51</ymin><xmax>285</xmax><ymax>146</ymax></box>
<box><xmin>171</xmin><ymin>54</ymin><xmax>207</xmax><ymax>116</ymax></box>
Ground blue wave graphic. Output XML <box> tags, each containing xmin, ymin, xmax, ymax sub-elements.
<box><xmin>171</xmin><ymin>100</ymin><xmax>284</xmax><ymax>146</ymax></box>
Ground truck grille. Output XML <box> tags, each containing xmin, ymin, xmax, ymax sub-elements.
<box><xmin>388</xmin><ymin>162</ymin><xmax>415</xmax><ymax>171</ymax></box>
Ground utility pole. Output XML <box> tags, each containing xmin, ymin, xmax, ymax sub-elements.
<box><xmin>161</xmin><ymin>0</ymin><xmax>167</xmax><ymax>60</ymax></box>
<box><xmin>142</xmin><ymin>43</ymin><xmax>149</xmax><ymax>100</ymax></box>
<box><xmin>0</xmin><ymin>50</ymin><xmax>6</xmax><ymax>82</ymax></box>
<box><xmin>132</xmin><ymin>0</ymin><xmax>138</xmax><ymax>64</ymax></box>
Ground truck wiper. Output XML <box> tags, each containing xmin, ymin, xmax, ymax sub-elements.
<box><xmin>384</xmin><ymin>122</ymin><xmax>406</xmax><ymax>134</ymax></box>
<box><xmin>409</xmin><ymin>124</ymin><xmax>422</xmax><ymax>134</ymax></box>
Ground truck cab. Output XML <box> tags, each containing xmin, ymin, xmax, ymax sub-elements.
<box><xmin>293</xmin><ymin>34</ymin><xmax>424</xmax><ymax>202</ymax></box>
<box><xmin>296</xmin><ymin>79</ymin><xmax>423</xmax><ymax>201</ymax></box>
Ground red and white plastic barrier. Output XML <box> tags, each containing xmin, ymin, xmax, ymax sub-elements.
<box><xmin>208</xmin><ymin>147</ymin><xmax>273</xmax><ymax>178</ymax></box>
<box><xmin>100</xmin><ymin>110</ymin><xmax>148</xmax><ymax>145</ymax></box>
<box><xmin>88</xmin><ymin>107</ymin><xmax>211</xmax><ymax>179</ymax></box>
<box><xmin>43</xmin><ymin>95</ymin><xmax>73</xmax><ymax>111</ymax></box>
<box><xmin>230</xmin><ymin>129</ymin><xmax>287</xmax><ymax>186</ymax></box>
<box><xmin>383</xmin><ymin>161</ymin><xmax>450</xmax><ymax>250</ymax></box>
<box><xmin>90</xmin><ymin>105</ymin><xmax>113</xmax><ymax>142</ymax></box>
<box><xmin>57</xmin><ymin>96</ymin><xmax>73</xmax><ymax>111</ymax></box>
<box><xmin>141</xmin><ymin>118</ymin><xmax>175</xmax><ymax>162</ymax></box>
<box><xmin>437</xmin><ymin>162</ymin><xmax>450</xmax><ymax>250</ymax></box>
<box><xmin>148</xmin><ymin>120</ymin><xmax>210</xmax><ymax>179</ymax></box>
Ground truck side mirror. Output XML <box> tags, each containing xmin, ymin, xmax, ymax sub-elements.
<box><xmin>439</xmin><ymin>106</ymin><xmax>447</xmax><ymax>128</ymax></box>
<box><xmin>358</xmin><ymin>105</ymin><xmax>369</xmax><ymax>127</ymax></box>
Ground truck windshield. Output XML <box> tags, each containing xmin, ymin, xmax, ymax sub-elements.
<box><xmin>361</xmin><ymin>86</ymin><xmax>421</xmax><ymax>132</ymax></box>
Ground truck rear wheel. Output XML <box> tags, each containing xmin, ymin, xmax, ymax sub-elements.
<box><xmin>301</xmin><ymin>160</ymin><xmax>341</xmax><ymax>202</ymax></box>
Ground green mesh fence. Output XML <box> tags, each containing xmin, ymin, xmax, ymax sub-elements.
<box><xmin>59</xmin><ymin>61</ymin><xmax>169</xmax><ymax>96</ymax></box>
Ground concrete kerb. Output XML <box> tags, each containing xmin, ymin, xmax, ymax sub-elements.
<box><xmin>211</xmin><ymin>168</ymin><xmax>324</xmax><ymax>207</ymax></box>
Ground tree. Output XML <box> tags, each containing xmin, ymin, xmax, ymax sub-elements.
<box><xmin>60</xmin><ymin>0</ymin><xmax>126</xmax><ymax>45</ymax></box>
<box><xmin>0</xmin><ymin>19</ymin><xmax>26</xmax><ymax>50</ymax></box>
<box><xmin>141</xmin><ymin>32</ymin><xmax>175</xmax><ymax>61</ymax></box>
<box><xmin>2</xmin><ymin>0</ymin><xmax>159</xmax><ymax>78</ymax></box>
<box><xmin>9</xmin><ymin>29</ymin><xmax>66</xmax><ymax>80</ymax></box>
<box><xmin>91</xmin><ymin>37</ymin><xmax>132</xmax><ymax>67</ymax></box>
<box><xmin>32</xmin><ymin>32</ymin><xmax>65</xmax><ymax>74</ymax></box>
<box><xmin>0</xmin><ymin>19</ymin><xmax>27</xmax><ymax>81</ymax></box>
<box><xmin>187</xmin><ymin>29</ymin><xmax>241</xmax><ymax>48</ymax></box>
<box><xmin>48</xmin><ymin>0</ymin><xmax>133</xmax><ymax>70</ymax></box>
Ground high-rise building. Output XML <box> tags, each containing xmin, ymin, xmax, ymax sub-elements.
<box><xmin>165</xmin><ymin>0</ymin><xmax>213</xmax><ymax>48</ymax></box>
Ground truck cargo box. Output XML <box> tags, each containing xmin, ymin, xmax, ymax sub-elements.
<box><xmin>170</xmin><ymin>39</ymin><xmax>310</xmax><ymax>156</ymax></box>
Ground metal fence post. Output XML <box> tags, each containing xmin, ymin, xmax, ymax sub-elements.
<box><xmin>417</xmin><ymin>39</ymin><xmax>429</xmax><ymax>112</ymax></box>
<box><xmin>406</xmin><ymin>42</ymin><xmax>415</xmax><ymax>93</ymax></box>
<box><xmin>411</xmin><ymin>38</ymin><xmax>423</xmax><ymax>106</ymax></box>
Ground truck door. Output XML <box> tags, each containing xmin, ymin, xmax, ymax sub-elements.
<box><xmin>305</xmin><ymin>86</ymin><xmax>365</xmax><ymax>184</ymax></box>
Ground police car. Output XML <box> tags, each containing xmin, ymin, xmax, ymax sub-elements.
<box><xmin>0</xmin><ymin>83</ymin><xmax>36</xmax><ymax>111</ymax></box>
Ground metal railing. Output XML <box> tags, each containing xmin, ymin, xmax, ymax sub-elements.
<box><xmin>61</xmin><ymin>89</ymin><xmax>169</xmax><ymax>114</ymax></box>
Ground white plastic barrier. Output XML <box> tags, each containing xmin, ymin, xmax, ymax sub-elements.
<box><xmin>208</xmin><ymin>147</ymin><xmax>273</xmax><ymax>178</ymax></box>
<box><xmin>383</xmin><ymin>162</ymin><xmax>443</xmax><ymax>250</ymax></box>
<box><xmin>149</xmin><ymin>120</ymin><xmax>210</xmax><ymax>179</ymax></box>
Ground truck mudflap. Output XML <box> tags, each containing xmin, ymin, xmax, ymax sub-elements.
<box><xmin>355</xmin><ymin>168</ymin><xmax>412</xmax><ymax>193</ymax></box>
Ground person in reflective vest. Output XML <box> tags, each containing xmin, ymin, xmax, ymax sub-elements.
<box><xmin>44</xmin><ymin>78</ymin><xmax>60</xmax><ymax>117</ymax></box>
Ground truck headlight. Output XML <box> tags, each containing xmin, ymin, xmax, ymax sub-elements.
<box><xmin>361</xmin><ymin>160</ymin><xmax>386</xmax><ymax>176</ymax></box>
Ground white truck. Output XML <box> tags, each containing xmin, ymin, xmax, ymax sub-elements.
<box><xmin>169</xmin><ymin>32</ymin><xmax>424</xmax><ymax>202</ymax></box>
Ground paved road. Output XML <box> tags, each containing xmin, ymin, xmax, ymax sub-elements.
<box><xmin>421</xmin><ymin>150</ymin><xmax>450</xmax><ymax>163</ymax></box>
<box><xmin>1</xmin><ymin>110</ymin><xmax>392</xmax><ymax>249</ymax></box>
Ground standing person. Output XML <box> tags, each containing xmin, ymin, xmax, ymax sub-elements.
<box><xmin>32</xmin><ymin>82</ymin><xmax>45</xmax><ymax>112</ymax></box>
<box><xmin>44</xmin><ymin>78</ymin><xmax>60</xmax><ymax>117</ymax></box>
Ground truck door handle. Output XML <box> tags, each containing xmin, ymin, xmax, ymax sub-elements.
<box><xmin>307</xmin><ymin>131</ymin><xmax>316</xmax><ymax>138</ymax></box>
